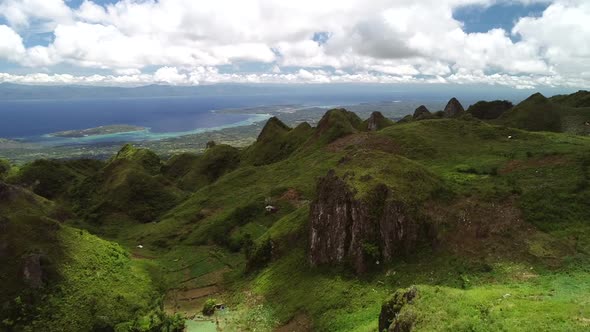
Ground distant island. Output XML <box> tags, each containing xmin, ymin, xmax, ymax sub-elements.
<box><xmin>49</xmin><ymin>125</ymin><xmax>146</xmax><ymax>138</ymax></box>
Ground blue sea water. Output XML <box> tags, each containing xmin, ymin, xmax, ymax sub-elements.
<box><xmin>0</xmin><ymin>93</ymin><xmax>406</xmax><ymax>146</ymax></box>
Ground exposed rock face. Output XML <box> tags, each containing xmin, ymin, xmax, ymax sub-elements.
<box><xmin>309</xmin><ymin>170</ymin><xmax>421</xmax><ymax>273</ymax></box>
<box><xmin>443</xmin><ymin>98</ymin><xmax>465</xmax><ymax>118</ymax></box>
<box><xmin>366</xmin><ymin>111</ymin><xmax>392</xmax><ymax>131</ymax></box>
<box><xmin>379</xmin><ymin>287</ymin><xmax>418</xmax><ymax>332</ymax></box>
<box><xmin>23</xmin><ymin>253</ymin><xmax>44</xmax><ymax>288</ymax></box>
<box><xmin>412</xmin><ymin>106</ymin><xmax>431</xmax><ymax>120</ymax></box>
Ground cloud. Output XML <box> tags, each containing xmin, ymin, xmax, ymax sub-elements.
<box><xmin>0</xmin><ymin>25</ymin><xmax>25</xmax><ymax>62</ymax></box>
<box><xmin>0</xmin><ymin>0</ymin><xmax>72</xmax><ymax>29</ymax></box>
<box><xmin>153</xmin><ymin>66</ymin><xmax>187</xmax><ymax>85</ymax></box>
<box><xmin>0</xmin><ymin>0</ymin><xmax>586</xmax><ymax>88</ymax></box>
<box><xmin>1</xmin><ymin>64</ymin><xmax>587</xmax><ymax>88</ymax></box>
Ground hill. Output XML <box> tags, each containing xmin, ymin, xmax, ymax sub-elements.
<box><xmin>0</xmin><ymin>181</ymin><xmax>183</xmax><ymax>331</ymax></box>
<box><xmin>3</xmin><ymin>94</ymin><xmax>590</xmax><ymax>331</ymax></box>
<box><xmin>550</xmin><ymin>90</ymin><xmax>590</xmax><ymax>107</ymax></box>
<box><xmin>498</xmin><ymin>92</ymin><xmax>590</xmax><ymax>134</ymax></box>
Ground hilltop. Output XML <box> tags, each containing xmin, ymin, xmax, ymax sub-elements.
<box><xmin>2</xmin><ymin>91</ymin><xmax>590</xmax><ymax>331</ymax></box>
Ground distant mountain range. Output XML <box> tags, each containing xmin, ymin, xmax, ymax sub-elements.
<box><xmin>0</xmin><ymin>82</ymin><xmax>576</xmax><ymax>101</ymax></box>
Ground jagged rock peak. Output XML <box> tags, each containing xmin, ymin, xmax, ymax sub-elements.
<box><xmin>314</xmin><ymin>108</ymin><xmax>362</xmax><ymax>143</ymax></box>
<box><xmin>522</xmin><ymin>92</ymin><xmax>548</xmax><ymax>103</ymax></box>
<box><xmin>366</xmin><ymin>111</ymin><xmax>392</xmax><ymax>131</ymax></box>
<box><xmin>413</xmin><ymin>105</ymin><xmax>431</xmax><ymax>119</ymax></box>
<box><xmin>257</xmin><ymin>116</ymin><xmax>291</xmax><ymax>141</ymax></box>
<box><xmin>443</xmin><ymin>97</ymin><xmax>465</xmax><ymax>118</ymax></box>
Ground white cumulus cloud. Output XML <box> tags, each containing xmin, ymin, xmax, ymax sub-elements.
<box><xmin>0</xmin><ymin>0</ymin><xmax>586</xmax><ymax>88</ymax></box>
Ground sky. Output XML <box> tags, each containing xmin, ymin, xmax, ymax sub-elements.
<box><xmin>0</xmin><ymin>0</ymin><xmax>588</xmax><ymax>89</ymax></box>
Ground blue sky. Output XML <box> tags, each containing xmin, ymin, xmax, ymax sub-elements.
<box><xmin>454</xmin><ymin>2</ymin><xmax>549</xmax><ymax>35</ymax></box>
<box><xmin>0</xmin><ymin>0</ymin><xmax>588</xmax><ymax>89</ymax></box>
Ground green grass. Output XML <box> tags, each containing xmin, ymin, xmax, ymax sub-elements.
<box><xmin>396</xmin><ymin>271</ymin><xmax>590</xmax><ymax>331</ymax></box>
<box><xmin>6</xmin><ymin>95</ymin><xmax>590</xmax><ymax>331</ymax></box>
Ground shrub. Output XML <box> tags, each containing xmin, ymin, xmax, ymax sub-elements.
<box><xmin>202</xmin><ymin>298</ymin><xmax>217</xmax><ymax>316</ymax></box>
<box><xmin>246</xmin><ymin>237</ymin><xmax>273</xmax><ymax>272</ymax></box>
<box><xmin>0</xmin><ymin>159</ymin><xmax>10</xmax><ymax>180</ymax></box>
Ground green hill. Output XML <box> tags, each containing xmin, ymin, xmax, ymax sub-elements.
<box><xmin>242</xmin><ymin>117</ymin><xmax>313</xmax><ymax>166</ymax></box>
<box><xmin>498</xmin><ymin>92</ymin><xmax>590</xmax><ymax>134</ymax></box>
<box><xmin>0</xmin><ymin>182</ymin><xmax>183</xmax><ymax>331</ymax></box>
<box><xmin>550</xmin><ymin>90</ymin><xmax>590</xmax><ymax>107</ymax></box>
<box><xmin>164</xmin><ymin>144</ymin><xmax>241</xmax><ymax>190</ymax></box>
<box><xmin>4</xmin><ymin>92</ymin><xmax>590</xmax><ymax>331</ymax></box>
<box><xmin>467</xmin><ymin>100</ymin><xmax>513</xmax><ymax>120</ymax></box>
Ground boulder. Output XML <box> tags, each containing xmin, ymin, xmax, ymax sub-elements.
<box><xmin>309</xmin><ymin>170</ymin><xmax>421</xmax><ymax>273</ymax></box>
<box><xmin>412</xmin><ymin>106</ymin><xmax>431</xmax><ymax>120</ymax></box>
<box><xmin>443</xmin><ymin>98</ymin><xmax>465</xmax><ymax>118</ymax></box>
<box><xmin>379</xmin><ymin>286</ymin><xmax>418</xmax><ymax>332</ymax></box>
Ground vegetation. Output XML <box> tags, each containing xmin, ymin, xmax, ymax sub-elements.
<box><xmin>467</xmin><ymin>100</ymin><xmax>513</xmax><ymax>120</ymax></box>
<box><xmin>3</xmin><ymin>91</ymin><xmax>590</xmax><ymax>331</ymax></box>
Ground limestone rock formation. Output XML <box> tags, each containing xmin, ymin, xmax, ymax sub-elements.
<box><xmin>412</xmin><ymin>105</ymin><xmax>431</xmax><ymax>120</ymax></box>
<box><xmin>308</xmin><ymin>170</ymin><xmax>422</xmax><ymax>273</ymax></box>
<box><xmin>443</xmin><ymin>97</ymin><xmax>465</xmax><ymax>118</ymax></box>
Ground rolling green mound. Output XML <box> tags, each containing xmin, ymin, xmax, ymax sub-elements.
<box><xmin>242</xmin><ymin>117</ymin><xmax>313</xmax><ymax>166</ymax></box>
<box><xmin>550</xmin><ymin>90</ymin><xmax>590</xmax><ymax>108</ymax></box>
<box><xmin>164</xmin><ymin>144</ymin><xmax>241</xmax><ymax>190</ymax></box>
<box><xmin>312</xmin><ymin>108</ymin><xmax>363</xmax><ymax>144</ymax></box>
<box><xmin>467</xmin><ymin>100</ymin><xmax>513</xmax><ymax>120</ymax></box>
<box><xmin>69</xmin><ymin>145</ymin><xmax>184</xmax><ymax>223</ymax></box>
<box><xmin>498</xmin><ymin>92</ymin><xmax>590</xmax><ymax>134</ymax></box>
<box><xmin>0</xmin><ymin>183</ymin><xmax>183</xmax><ymax>332</ymax></box>
<box><xmin>3</xmin><ymin>90</ymin><xmax>590</xmax><ymax>331</ymax></box>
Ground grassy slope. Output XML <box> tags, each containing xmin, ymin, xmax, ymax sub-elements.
<box><xmin>5</xmin><ymin>99</ymin><xmax>590</xmax><ymax>331</ymax></box>
<box><xmin>138</xmin><ymin>116</ymin><xmax>590</xmax><ymax>331</ymax></box>
<box><xmin>498</xmin><ymin>92</ymin><xmax>590</xmax><ymax>135</ymax></box>
<box><xmin>81</xmin><ymin>117</ymin><xmax>590</xmax><ymax>331</ymax></box>
<box><xmin>231</xmin><ymin>118</ymin><xmax>590</xmax><ymax>331</ymax></box>
<box><xmin>0</xmin><ymin>184</ymin><xmax>178</xmax><ymax>331</ymax></box>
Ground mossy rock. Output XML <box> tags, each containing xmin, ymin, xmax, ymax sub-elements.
<box><xmin>379</xmin><ymin>286</ymin><xmax>418</xmax><ymax>332</ymax></box>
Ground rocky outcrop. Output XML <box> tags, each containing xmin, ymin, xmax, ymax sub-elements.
<box><xmin>365</xmin><ymin>111</ymin><xmax>393</xmax><ymax>131</ymax></box>
<box><xmin>23</xmin><ymin>253</ymin><xmax>44</xmax><ymax>288</ymax></box>
<box><xmin>443</xmin><ymin>98</ymin><xmax>465</xmax><ymax>118</ymax></box>
<box><xmin>309</xmin><ymin>170</ymin><xmax>422</xmax><ymax>273</ymax></box>
<box><xmin>412</xmin><ymin>106</ymin><xmax>431</xmax><ymax>120</ymax></box>
<box><xmin>379</xmin><ymin>287</ymin><xmax>418</xmax><ymax>332</ymax></box>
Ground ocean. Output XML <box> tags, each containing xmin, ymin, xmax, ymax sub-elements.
<box><xmin>0</xmin><ymin>92</ymin><xmax>412</xmax><ymax>145</ymax></box>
